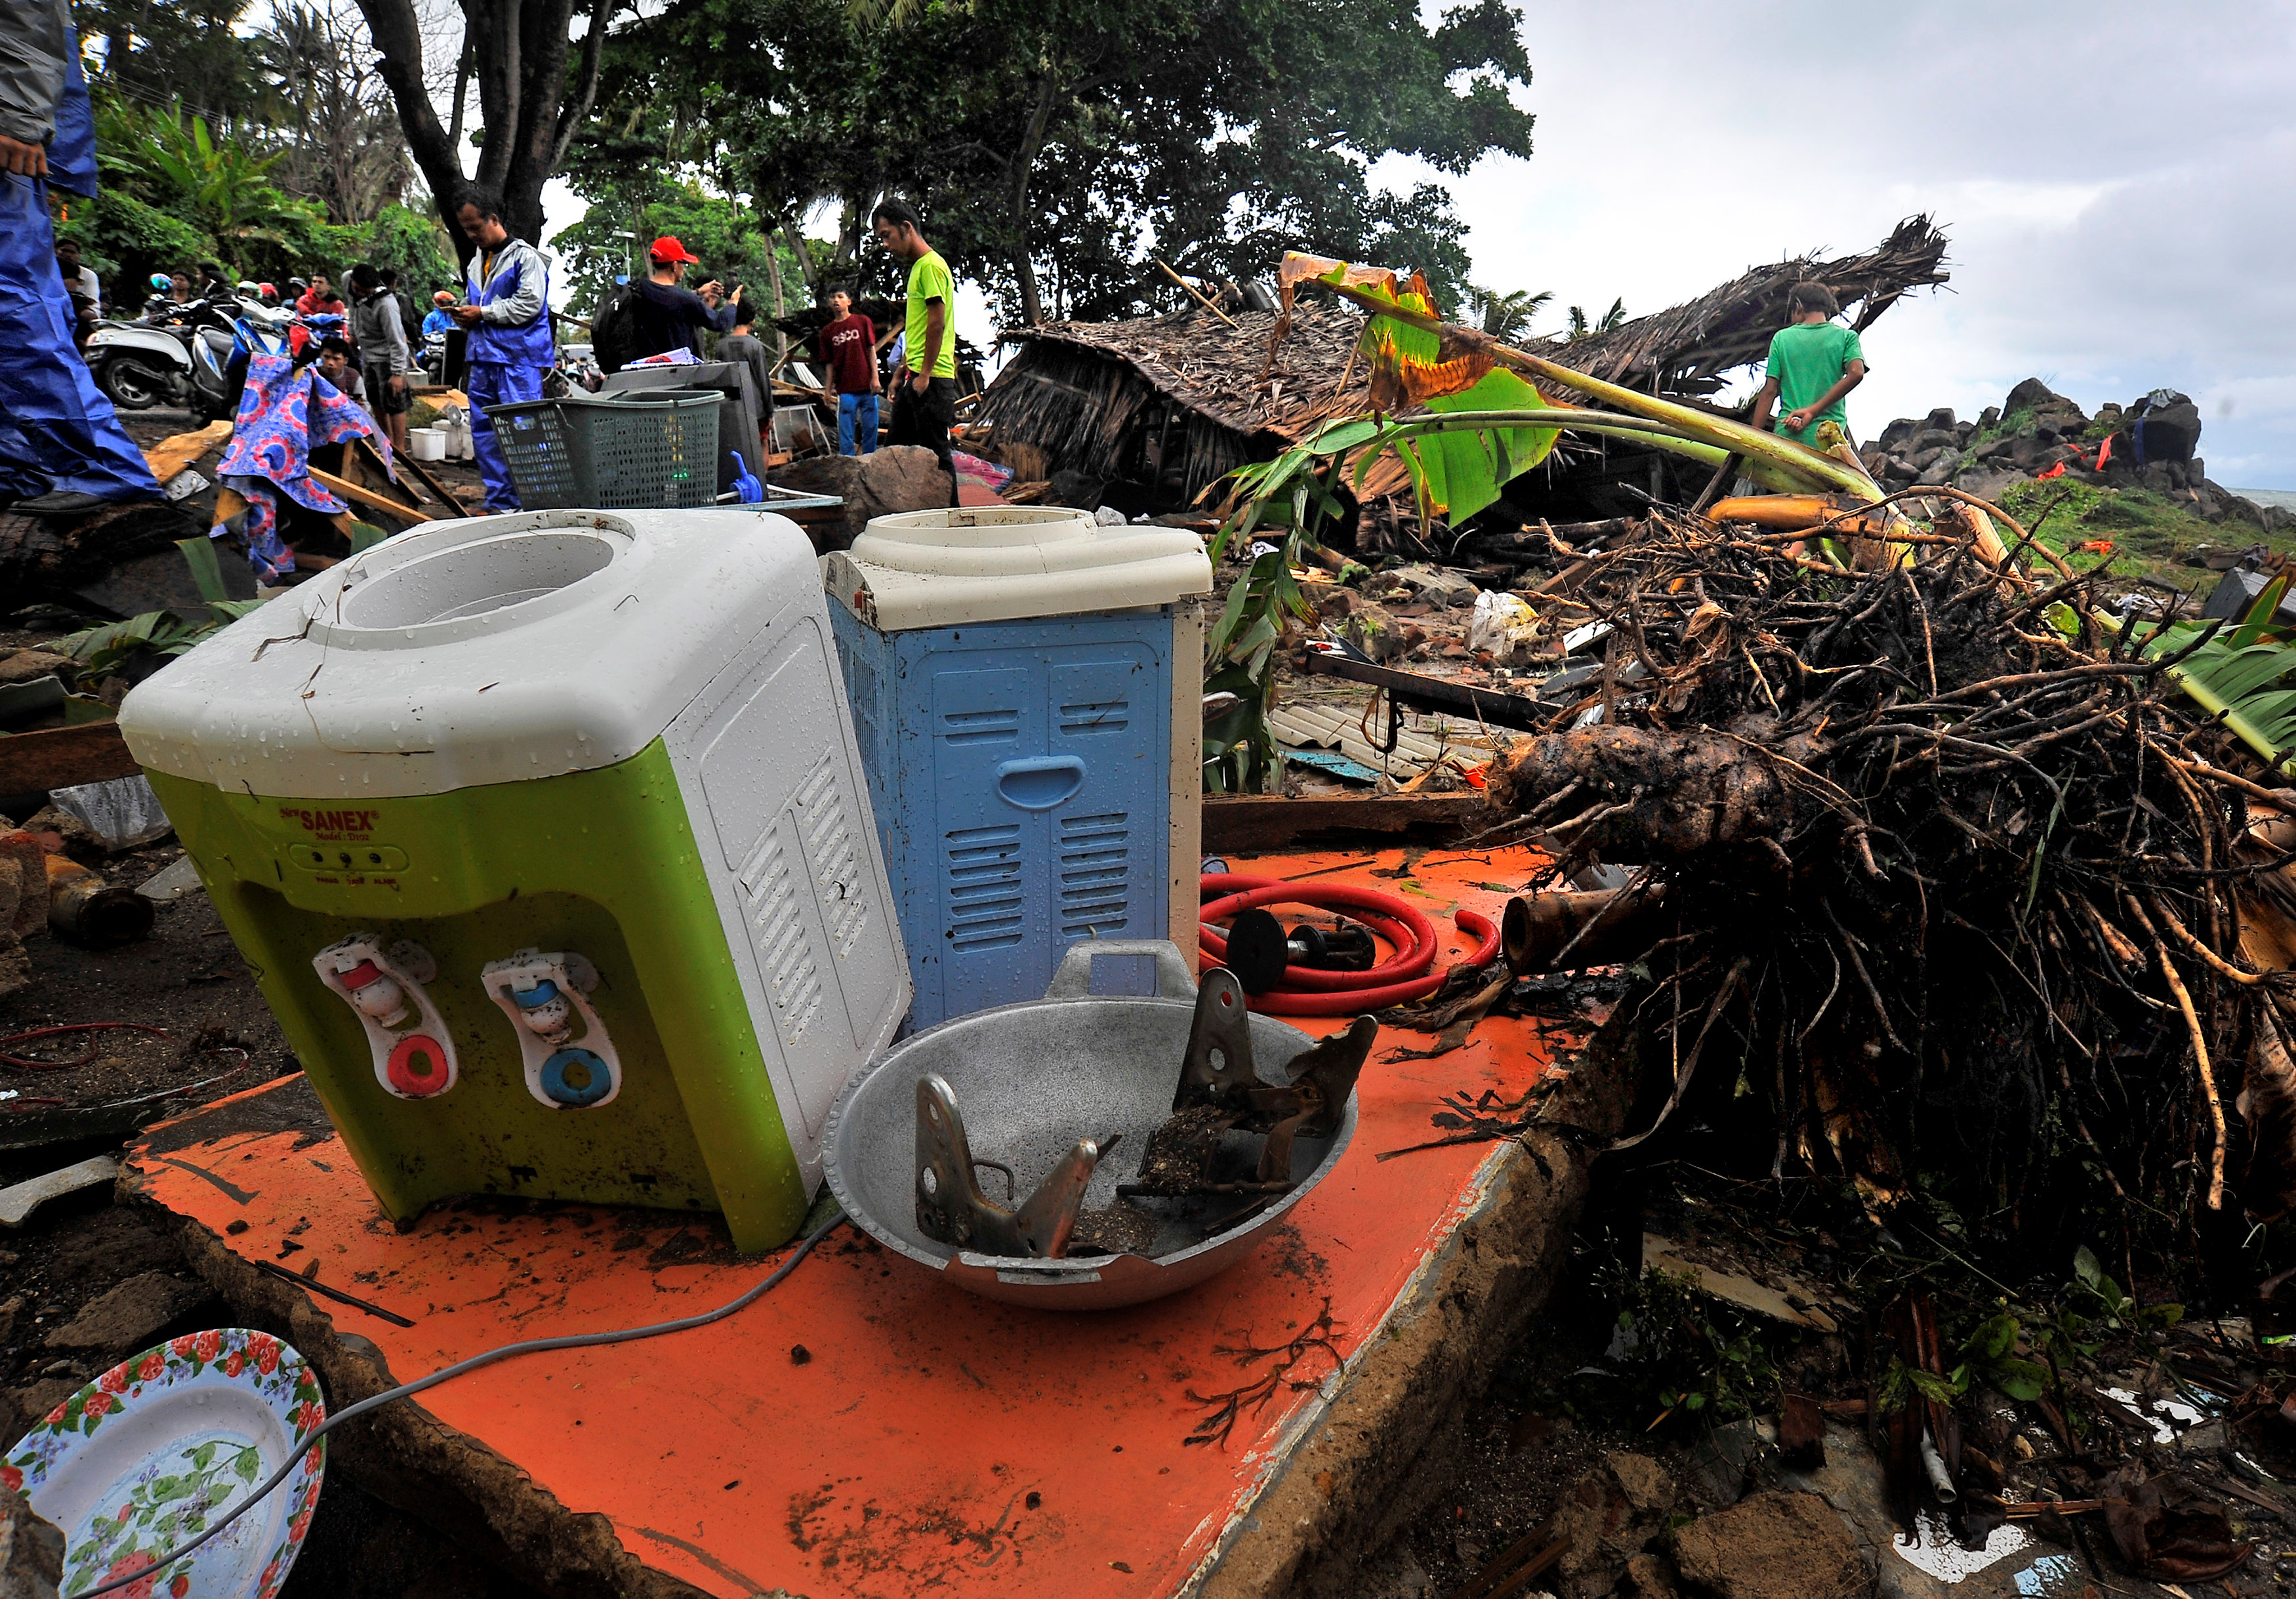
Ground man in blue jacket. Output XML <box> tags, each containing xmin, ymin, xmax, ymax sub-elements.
<box><xmin>0</xmin><ymin>0</ymin><xmax>160</xmax><ymax>508</ymax></box>
<box><xmin>449</xmin><ymin>188</ymin><xmax>552</xmax><ymax>512</ymax></box>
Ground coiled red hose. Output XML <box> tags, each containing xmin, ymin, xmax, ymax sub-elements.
<box><xmin>1199</xmin><ymin>873</ymin><xmax>1501</xmax><ymax>1015</ymax></box>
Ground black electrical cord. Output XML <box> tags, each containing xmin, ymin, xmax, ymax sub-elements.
<box><xmin>75</xmin><ymin>1210</ymin><xmax>848</xmax><ymax>1596</ymax></box>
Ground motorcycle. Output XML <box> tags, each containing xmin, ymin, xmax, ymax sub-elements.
<box><xmin>87</xmin><ymin>294</ymin><xmax>297</xmax><ymax>421</ymax></box>
<box><xmin>86</xmin><ymin>304</ymin><xmax>194</xmax><ymax>411</ymax></box>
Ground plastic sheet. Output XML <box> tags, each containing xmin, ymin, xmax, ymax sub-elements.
<box><xmin>49</xmin><ymin>774</ymin><xmax>173</xmax><ymax>850</ymax></box>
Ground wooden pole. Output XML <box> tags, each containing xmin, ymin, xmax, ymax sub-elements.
<box><xmin>1155</xmin><ymin>260</ymin><xmax>1239</xmax><ymax>329</ymax></box>
<box><xmin>307</xmin><ymin>467</ymin><xmax>437</xmax><ymax>525</ymax></box>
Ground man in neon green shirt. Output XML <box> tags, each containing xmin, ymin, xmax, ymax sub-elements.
<box><xmin>871</xmin><ymin>197</ymin><xmax>959</xmax><ymax>505</ymax></box>
<box><xmin>1752</xmin><ymin>281</ymin><xmax>1866</xmax><ymax>448</ymax></box>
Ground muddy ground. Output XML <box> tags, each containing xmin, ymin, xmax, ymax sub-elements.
<box><xmin>0</xmin><ymin>855</ymin><xmax>541</xmax><ymax>1598</ymax></box>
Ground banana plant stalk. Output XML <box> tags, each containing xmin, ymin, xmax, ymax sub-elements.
<box><xmin>1317</xmin><ymin>279</ymin><xmax>1886</xmax><ymax>505</ymax></box>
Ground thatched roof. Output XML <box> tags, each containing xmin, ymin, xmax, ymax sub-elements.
<box><xmin>988</xmin><ymin>302</ymin><xmax>1376</xmax><ymax>441</ymax></box>
<box><xmin>979</xmin><ymin>303</ymin><xmax>1418</xmax><ymax>502</ymax></box>
<box><xmin>1549</xmin><ymin>215</ymin><xmax>1949</xmax><ymax>397</ymax></box>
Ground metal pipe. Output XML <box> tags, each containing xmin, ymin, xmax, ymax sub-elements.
<box><xmin>1919</xmin><ymin>1429</ymin><xmax>1958</xmax><ymax>1503</ymax></box>
<box><xmin>43</xmin><ymin>853</ymin><xmax>154</xmax><ymax>946</ymax></box>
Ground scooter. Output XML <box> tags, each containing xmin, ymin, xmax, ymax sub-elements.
<box><xmin>90</xmin><ymin>294</ymin><xmax>295</xmax><ymax>421</ymax></box>
<box><xmin>86</xmin><ymin>312</ymin><xmax>194</xmax><ymax>411</ymax></box>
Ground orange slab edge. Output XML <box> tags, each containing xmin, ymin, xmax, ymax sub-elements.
<box><xmin>128</xmin><ymin>847</ymin><xmax>1557</xmax><ymax>1599</ymax></box>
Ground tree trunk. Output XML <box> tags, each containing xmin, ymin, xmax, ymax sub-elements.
<box><xmin>447</xmin><ymin>32</ymin><xmax>472</xmax><ymax>171</ymax></box>
<box><xmin>356</xmin><ymin>0</ymin><xmax>611</xmax><ymax>261</ymax></box>
<box><xmin>777</xmin><ymin>215</ymin><xmax>821</xmax><ymax>298</ymax></box>
<box><xmin>1006</xmin><ymin>72</ymin><xmax>1060</xmax><ymax>327</ymax></box>
<box><xmin>764</xmin><ymin>235</ymin><xmax>789</xmax><ymax>372</ymax></box>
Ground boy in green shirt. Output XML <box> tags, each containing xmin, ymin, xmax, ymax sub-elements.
<box><xmin>871</xmin><ymin>197</ymin><xmax>958</xmax><ymax>506</ymax></box>
<box><xmin>1752</xmin><ymin>282</ymin><xmax>1866</xmax><ymax>448</ymax></box>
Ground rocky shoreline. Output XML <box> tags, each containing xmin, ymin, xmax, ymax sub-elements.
<box><xmin>1858</xmin><ymin>377</ymin><xmax>2287</xmax><ymax>533</ymax></box>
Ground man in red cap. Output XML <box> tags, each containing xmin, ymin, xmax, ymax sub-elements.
<box><xmin>628</xmin><ymin>234</ymin><xmax>741</xmax><ymax>362</ymax></box>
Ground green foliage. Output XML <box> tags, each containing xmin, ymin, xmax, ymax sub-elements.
<box><xmin>59</xmin><ymin>191</ymin><xmax>208</xmax><ymax>291</ymax></box>
<box><xmin>552</xmin><ymin>179</ymin><xmax>814</xmax><ymax>322</ymax></box>
<box><xmin>77</xmin><ymin>0</ymin><xmax>268</xmax><ymax>132</ymax></box>
<box><xmin>83</xmin><ymin>93</ymin><xmax>342</xmax><ymax>286</ymax></box>
<box><xmin>584</xmin><ymin>0</ymin><xmax>1536</xmax><ymax>323</ymax></box>
<box><xmin>48</xmin><ymin>602</ymin><xmax>264</xmax><ymax>685</ymax></box>
<box><xmin>1996</xmin><ymin>476</ymin><xmax>2289</xmax><ymax>586</ymax></box>
<box><xmin>2124</xmin><ymin>575</ymin><xmax>2296</xmax><ymax>771</ymax></box>
<box><xmin>1613</xmin><ymin>1268</ymin><xmax>1794</xmax><ymax>1430</ymax></box>
<box><xmin>355</xmin><ymin>204</ymin><xmax>462</xmax><ymax>300</ymax></box>
<box><xmin>1874</xmin><ymin>1249</ymin><xmax>2183</xmax><ymax>1421</ymax></box>
<box><xmin>2070</xmin><ymin>1245</ymin><xmax>2184</xmax><ymax>1333</ymax></box>
<box><xmin>1464</xmin><ymin>285</ymin><xmax>1552</xmax><ymax>340</ymax></box>
<box><xmin>1565</xmin><ymin>296</ymin><xmax>1626</xmax><ymax>340</ymax></box>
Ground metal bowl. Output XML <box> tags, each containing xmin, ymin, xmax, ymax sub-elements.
<box><xmin>822</xmin><ymin>941</ymin><xmax>1356</xmax><ymax>1310</ymax></box>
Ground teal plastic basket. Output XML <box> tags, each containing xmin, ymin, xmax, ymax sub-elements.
<box><xmin>485</xmin><ymin>389</ymin><xmax>726</xmax><ymax>510</ymax></box>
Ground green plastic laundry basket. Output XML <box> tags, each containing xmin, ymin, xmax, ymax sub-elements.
<box><xmin>486</xmin><ymin>389</ymin><xmax>726</xmax><ymax>510</ymax></box>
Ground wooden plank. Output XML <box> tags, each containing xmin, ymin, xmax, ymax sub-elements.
<box><xmin>0</xmin><ymin>721</ymin><xmax>140</xmax><ymax>794</ymax></box>
<box><xmin>390</xmin><ymin>448</ymin><xmax>467</xmax><ymax>516</ymax></box>
<box><xmin>306</xmin><ymin>466</ymin><xmax>437</xmax><ymax>525</ymax></box>
<box><xmin>350</xmin><ymin>439</ymin><xmax>423</xmax><ymax>512</ymax></box>
<box><xmin>1300</xmin><ymin>653</ymin><xmax>1546</xmax><ymax>731</ymax></box>
<box><xmin>1201</xmin><ymin>792</ymin><xmax>1486</xmax><ymax>855</ymax></box>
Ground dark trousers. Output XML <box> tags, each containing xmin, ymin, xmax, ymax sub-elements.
<box><xmin>889</xmin><ymin>374</ymin><xmax>959</xmax><ymax>506</ymax></box>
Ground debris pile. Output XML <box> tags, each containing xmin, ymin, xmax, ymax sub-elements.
<box><xmin>1484</xmin><ymin>503</ymin><xmax>2282</xmax><ymax>1231</ymax></box>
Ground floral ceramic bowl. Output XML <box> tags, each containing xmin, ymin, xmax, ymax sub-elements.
<box><xmin>3</xmin><ymin>1328</ymin><xmax>327</xmax><ymax>1599</ymax></box>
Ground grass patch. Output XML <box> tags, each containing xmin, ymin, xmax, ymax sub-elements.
<box><xmin>1995</xmin><ymin>477</ymin><xmax>2289</xmax><ymax>590</ymax></box>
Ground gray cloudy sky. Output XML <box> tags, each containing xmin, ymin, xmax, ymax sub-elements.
<box><xmin>1412</xmin><ymin>1</ymin><xmax>2296</xmax><ymax>484</ymax></box>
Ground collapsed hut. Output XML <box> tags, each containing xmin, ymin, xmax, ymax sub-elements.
<box><xmin>974</xmin><ymin>302</ymin><xmax>1414</xmax><ymax>516</ymax></box>
<box><xmin>974</xmin><ymin>216</ymin><xmax>1950</xmax><ymax>535</ymax></box>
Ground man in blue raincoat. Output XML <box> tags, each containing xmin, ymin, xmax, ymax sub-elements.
<box><xmin>0</xmin><ymin>1</ymin><xmax>161</xmax><ymax>508</ymax></box>
<box><xmin>447</xmin><ymin>188</ymin><xmax>552</xmax><ymax>512</ymax></box>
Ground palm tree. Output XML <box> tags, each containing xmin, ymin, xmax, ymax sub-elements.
<box><xmin>1463</xmin><ymin>285</ymin><xmax>1553</xmax><ymax>341</ymax></box>
<box><xmin>1565</xmin><ymin>296</ymin><xmax>1628</xmax><ymax>341</ymax></box>
<box><xmin>101</xmin><ymin>99</ymin><xmax>326</xmax><ymax>275</ymax></box>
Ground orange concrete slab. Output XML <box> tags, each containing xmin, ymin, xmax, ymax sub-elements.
<box><xmin>128</xmin><ymin>847</ymin><xmax>1553</xmax><ymax>1598</ymax></box>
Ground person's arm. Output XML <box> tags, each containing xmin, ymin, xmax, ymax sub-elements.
<box><xmin>819</xmin><ymin>330</ymin><xmax>838</xmax><ymax>399</ymax></box>
<box><xmin>914</xmin><ymin>298</ymin><xmax>946</xmax><ymax>391</ymax></box>
<box><xmin>0</xmin><ymin>0</ymin><xmax>66</xmax><ymax>176</ymax></box>
<box><xmin>1751</xmin><ymin>374</ymin><xmax>1782</xmax><ymax>433</ymax></box>
<box><xmin>861</xmin><ymin>317</ymin><xmax>880</xmax><ymax>392</ymax></box>
<box><xmin>1784</xmin><ymin>360</ymin><xmax>1866</xmax><ymax>435</ymax></box>
<box><xmin>382</xmin><ymin>297</ymin><xmax>411</xmax><ymax>378</ymax></box>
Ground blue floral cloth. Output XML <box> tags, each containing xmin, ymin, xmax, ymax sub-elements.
<box><xmin>213</xmin><ymin>354</ymin><xmax>379</xmax><ymax>580</ymax></box>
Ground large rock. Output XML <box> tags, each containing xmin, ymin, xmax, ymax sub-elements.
<box><xmin>1999</xmin><ymin>380</ymin><xmax>2090</xmax><ymax>451</ymax></box>
<box><xmin>1670</xmin><ymin>1491</ymin><xmax>1862</xmax><ymax>1599</ymax></box>
<box><xmin>0</xmin><ymin>1489</ymin><xmax>64</xmax><ymax>1599</ymax></box>
<box><xmin>1953</xmin><ymin>464</ymin><xmax>2022</xmax><ymax>504</ymax></box>
<box><xmin>1550</xmin><ymin>1452</ymin><xmax>1677</xmax><ymax>1599</ymax></box>
<box><xmin>2119</xmin><ymin>391</ymin><xmax>2201</xmax><ymax>464</ymax></box>
<box><xmin>774</xmin><ymin>445</ymin><xmax>956</xmax><ymax>552</ymax></box>
<box><xmin>43</xmin><ymin>1272</ymin><xmax>202</xmax><ymax>1354</ymax></box>
<box><xmin>1341</xmin><ymin>601</ymin><xmax>1425</xmax><ymax>664</ymax></box>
